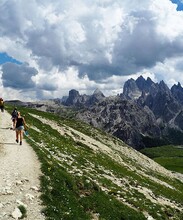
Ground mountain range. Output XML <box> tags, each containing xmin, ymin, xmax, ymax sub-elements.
<box><xmin>7</xmin><ymin>76</ymin><xmax>183</xmax><ymax>150</ymax></box>
<box><xmin>61</xmin><ymin>76</ymin><xmax>183</xmax><ymax>149</ymax></box>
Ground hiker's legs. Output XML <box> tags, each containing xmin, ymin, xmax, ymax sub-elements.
<box><xmin>12</xmin><ymin>119</ymin><xmax>15</xmax><ymax>129</ymax></box>
<box><xmin>16</xmin><ymin>129</ymin><xmax>22</xmax><ymax>141</ymax></box>
<box><xmin>16</xmin><ymin>126</ymin><xmax>24</xmax><ymax>144</ymax></box>
<box><xmin>16</xmin><ymin>130</ymin><xmax>19</xmax><ymax>142</ymax></box>
<box><xmin>13</xmin><ymin>120</ymin><xmax>16</xmax><ymax>129</ymax></box>
<box><xmin>20</xmin><ymin>130</ymin><xmax>23</xmax><ymax>142</ymax></box>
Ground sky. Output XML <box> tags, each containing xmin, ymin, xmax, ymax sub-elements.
<box><xmin>1</xmin><ymin>0</ymin><xmax>183</xmax><ymax>101</ymax></box>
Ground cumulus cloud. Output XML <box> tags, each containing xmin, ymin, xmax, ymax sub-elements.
<box><xmin>0</xmin><ymin>0</ymin><xmax>183</xmax><ymax>100</ymax></box>
<box><xmin>112</xmin><ymin>9</ymin><xmax>183</xmax><ymax>75</ymax></box>
<box><xmin>2</xmin><ymin>62</ymin><xmax>37</xmax><ymax>89</ymax></box>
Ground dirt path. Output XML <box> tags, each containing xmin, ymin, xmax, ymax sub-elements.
<box><xmin>0</xmin><ymin>111</ymin><xmax>45</xmax><ymax>220</ymax></box>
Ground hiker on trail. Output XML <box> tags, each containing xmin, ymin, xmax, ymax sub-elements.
<box><xmin>11</xmin><ymin>107</ymin><xmax>18</xmax><ymax>129</ymax></box>
<box><xmin>15</xmin><ymin>111</ymin><xmax>27</xmax><ymax>145</ymax></box>
<box><xmin>0</xmin><ymin>98</ymin><xmax>4</xmax><ymax>112</ymax></box>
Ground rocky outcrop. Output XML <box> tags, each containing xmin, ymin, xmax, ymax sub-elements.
<box><xmin>122</xmin><ymin>76</ymin><xmax>156</xmax><ymax>100</ymax></box>
<box><xmin>122</xmin><ymin>78</ymin><xmax>142</xmax><ymax>100</ymax></box>
<box><xmin>86</xmin><ymin>89</ymin><xmax>105</xmax><ymax>106</ymax></box>
<box><xmin>63</xmin><ymin>88</ymin><xmax>105</xmax><ymax>107</ymax></box>
<box><xmin>73</xmin><ymin>76</ymin><xmax>183</xmax><ymax>149</ymax></box>
<box><xmin>140</xmin><ymin>80</ymin><xmax>181</xmax><ymax>123</ymax></box>
<box><xmin>76</xmin><ymin>98</ymin><xmax>161</xmax><ymax>149</ymax></box>
<box><xmin>171</xmin><ymin>82</ymin><xmax>183</xmax><ymax>105</ymax></box>
<box><xmin>136</xmin><ymin>76</ymin><xmax>154</xmax><ymax>93</ymax></box>
<box><xmin>174</xmin><ymin>110</ymin><xmax>183</xmax><ymax>130</ymax></box>
<box><xmin>64</xmin><ymin>89</ymin><xmax>88</xmax><ymax>107</ymax></box>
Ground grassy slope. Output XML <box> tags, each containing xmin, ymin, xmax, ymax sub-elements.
<box><xmin>6</xmin><ymin>105</ymin><xmax>183</xmax><ymax>220</ymax></box>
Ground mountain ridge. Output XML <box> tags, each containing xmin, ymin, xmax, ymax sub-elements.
<box><xmin>6</xmin><ymin>76</ymin><xmax>183</xmax><ymax>149</ymax></box>
<box><xmin>61</xmin><ymin>76</ymin><xmax>183</xmax><ymax>149</ymax></box>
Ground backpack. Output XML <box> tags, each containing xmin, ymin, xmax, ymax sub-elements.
<box><xmin>12</xmin><ymin>110</ymin><xmax>18</xmax><ymax>118</ymax></box>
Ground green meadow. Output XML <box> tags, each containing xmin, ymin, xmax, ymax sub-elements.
<box><xmin>140</xmin><ymin>145</ymin><xmax>183</xmax><ymax>174</ymax></box>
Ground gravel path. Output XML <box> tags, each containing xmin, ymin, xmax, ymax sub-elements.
<box><xmin>0</xmin><ymin>111</ymin><xmax>45</xmax><ymax>220</ymax></box>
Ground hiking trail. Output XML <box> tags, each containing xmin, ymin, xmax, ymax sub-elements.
<box><xmin>0</xmin><ymin>110</ymin><xmax>45</xmax><ymax>220</ymax></box>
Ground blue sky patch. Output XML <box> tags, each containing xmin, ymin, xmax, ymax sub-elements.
<box><xmin>0</xmin><ymin>52</ymin><xmax>22</xmax><ymax>65</ymax></box>
<box><xmin>170</xmin><ymin>0</ymin><xmax>183</xmax><ymax>11</ymax></box>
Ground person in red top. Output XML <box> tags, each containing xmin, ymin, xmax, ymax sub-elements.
<box><xmin>15</xmin><ymin>111</ymin><xmax>27</xmax><ymax>145</ymax></box>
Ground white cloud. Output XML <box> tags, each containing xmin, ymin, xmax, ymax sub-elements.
<box><xmin>148</xmin><ymin>57</ymin><xmax>183</xmax><ymax>87</ymax></box>
<box><xmin>0</xmin><ymin>0</ymin><xmax>183</xmax><ymax>100</ymax></box>
<box><xmin>150</xmin><ymin>0</ymin><xmax>183</xmax><ymax>40</ymax></box>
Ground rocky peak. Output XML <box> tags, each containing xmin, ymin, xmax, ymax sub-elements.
<box><xmin>69</xmin><ymin>89</ymin><xmax>80</xmax><ymax>98</ymax></box>
<box><xmin>136</xmin><ymin>75</ymin><xmax>146</xmax><ymax>90</ymax></box>
<box><xmin>64</xmin><ymin>89</ymin><xmax>105</xmax><ymax>107</ymax></box>
<box><xmin>65</xmin><ymin>89</ymin><xmax>81</xmax><ymax>106</ymax></box>
<box><xmin>149</xmin><ymin>83</ymin><xmax>159</xmax><ymax>96</ymax></box>
<box><xmin>146</xmin><ymin>76</ymin><xmax>154</xmax><ymax>84</ymax></box>
<box><xmin>123</xmin><ymin>78</ymin><xmax>141</xmax><ymax>99</ymax></box>
<box><xmin>171</xmin><ymin>82</ymin><xmax>183</xmax><ymax>104</ymax></box>
<box><xmin>93</xmin><ymin>88</ymin><xmax>105</xmax><ymax>97</ymax></box>
<box><xmin>136</xmin><ymin>76</ymin><xmax>155</xmax><ymax>93</ymax></box>
<box><xmin>142</xmin><ymin>80</ymin><xmax>181</xmax><ymax>122</ymax></box>
<box><xmin>122</xmin><ymin>76</ymin><xmax>156</xmax><ymax>100</ymax></box>
<box><xmin>87</xmin><ymin>89</ymin><xmax>105</xmax><ymax>106</ymax></box>
<box><xmin>158</xmin><ymin>80</ymin><xmax>171</xmax><ymax>94</ymax></box>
